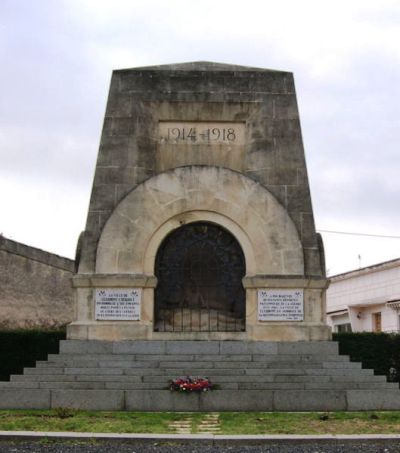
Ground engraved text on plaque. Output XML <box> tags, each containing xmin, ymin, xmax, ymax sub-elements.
<box><xmin>95</xmin><ymin>288</ymin><xmax>141</xmax><ymax>321</ymax></box>
<box><xmin>258</xmin><ymin>289</ymin><xmax>304</xmax><ymax>321</ymax></box>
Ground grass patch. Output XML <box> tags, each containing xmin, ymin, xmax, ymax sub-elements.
<box><xmin>1</xmin><ymin>410</ymin><xmax>400</xmax><ymax>434</ymax></box>
<box><xmin>0</xmin><ymin>410</ymin><xmax>190</xmax><ymax>434</ymax></box>
<box><xmin>219</xmin><ymin>411</ymin><xmax>400</xmax><ymax>434</ymax></box>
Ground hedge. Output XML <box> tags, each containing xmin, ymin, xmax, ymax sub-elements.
<box><xmin>0</xmin><ymin>328</ymin><xmax>66</xmax><ymax>381</ymax></box>
<box><xmin>333</xmin><ymin>332</ymin><xmax>400</xmax><ymax>383</ymax></box>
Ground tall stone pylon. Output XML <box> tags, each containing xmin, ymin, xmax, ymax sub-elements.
<box><xmin>70</xmin><ymin>61</ymin><xmax>329</xmax><ymax>341</ymax></box>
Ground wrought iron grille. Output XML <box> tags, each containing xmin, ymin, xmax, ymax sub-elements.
<box><xmin>154</xmin><ymin>222</ymin><xmax>246</xmax><ymax>332</ymax></box>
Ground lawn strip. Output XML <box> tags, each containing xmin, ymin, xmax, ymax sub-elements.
<box><xmin>218</xmin><ymin>411</ymin><xmax>400</xmax><ymax>435</ymax></box>
<box><xmin>1</xmin><ymin>410</ymin><xmax>400</xmax><ymax>435</ymax></box>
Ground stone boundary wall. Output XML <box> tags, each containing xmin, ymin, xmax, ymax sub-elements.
<box><xmin>0</xmin><ymin>236</ymin><xmax>75</xmax><ymax>329</ymax></box>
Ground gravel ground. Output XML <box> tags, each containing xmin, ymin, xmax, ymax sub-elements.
<box><xmin>0</xmin><ymin>441</ymin><xmax>399</xmax><ymax>452</ymax></box>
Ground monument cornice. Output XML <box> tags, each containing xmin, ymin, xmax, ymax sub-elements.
<box><xmin>242</xmin><ymin>275</ymin><xmax>329</xmax><ymax>289</ymax></box>
<box><xmin>72</xmin><ymin>273</ymin><xmax>157</xmax><ymax>288</ymax></box>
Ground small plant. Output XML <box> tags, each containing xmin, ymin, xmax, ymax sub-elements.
<box><xmin>53</xmin><ymin>407</ymin><xmax>76</xmax><ymax>419</ymax></box>
<box><xmin>319</xmin><ymin>413</ymin><xmax>329</xmax><ymax>421</ymax></box>
<box><xmin>38</xmin><ymin>437</ymin><xmax>56</xmax><ymax>445</ymax></box>
<box><xmin>389</xmin><ymin>367</ymin><xmax>397</xmax><ymax>382</ymax></box>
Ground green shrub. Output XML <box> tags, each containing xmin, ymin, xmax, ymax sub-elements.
<box><xmin>333</xmin><ymin>332</ymin><xmax>400</xmax><ymax>383</ymax></box>
<box><xmin>0</xmin><ymin>328</ymin><xmax>66</xmax><ymax>381</ymax></box>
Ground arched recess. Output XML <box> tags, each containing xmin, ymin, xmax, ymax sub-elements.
<box><xmin>154</xmin><ymin>221</ymin><xmax>246</xmax><ymax>332</ymax></box>
<box><xmin>143</xmin><ymin>210</ymin><xmax>254</xmax><ymax>275</ymax></box>
<box><xmin>96</xmin><ymin>166</ymin><xmax>304</xmax><ymax>276</ymax></box>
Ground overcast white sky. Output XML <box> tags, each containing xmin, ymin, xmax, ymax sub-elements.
<box><xmin>0</xmin><ymin>0</ymin><xmax>399</xmax><ymax>276</ymax></box>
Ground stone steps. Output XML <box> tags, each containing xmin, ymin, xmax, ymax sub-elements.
<box><xmin>11</xmin><ymin>371</ymin><xmax>379</xmax><ymax>383</ymax></box>
<box><xmin>56</xmin><ymin>340</ymin><xmax>340</xmax><ymax>355</ymax></box>
<box><xmin>13</xmin><ymin>367</ymin><xmax>377</xmax><ymax>381</ymax></box>
<box><xmin>25</xmin><ymin>365</ymin><xmax>367</xmax><ymax>375</ymax></box>
<box><xmin>0</xmin><ymin>340</ymin><xmax>400</xmax><ymax>411</ymax></box>
<box><xmin>1</xmin><ymin>380</ymin><xmax>397</xmax><ymax>391</ymax></box>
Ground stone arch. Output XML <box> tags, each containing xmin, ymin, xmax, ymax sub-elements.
<box><xmin>154</xmin><ymin>221</ymin><xmax>246</xmax><ymax>332</ymax></box>
<box><xmin>143</xmin><ymin>210</ymin><xmax>254</xmax><ymax>275</ymax></box>
<box><xmin>96</xmin><ymin>166</ymin><xmax>304</xmax><ymax>276</ymax></box>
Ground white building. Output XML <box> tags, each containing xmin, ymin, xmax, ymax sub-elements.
<box><xmin>327</xmin><ymin>258</ymin><xmax>400</xmax><ymax>333</ymax></box>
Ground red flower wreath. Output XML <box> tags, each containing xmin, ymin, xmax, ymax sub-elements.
<box><xmin>169</xmin><ymin>376</ymin><xmax>213</xmax><ymax>392</ymax></box>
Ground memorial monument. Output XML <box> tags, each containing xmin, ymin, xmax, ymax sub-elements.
<box><xmin>71</xmin><ymin>60</ymin><xmax>329</xmax><ymax>342</ymax></box>
<box><xmin>2</xmin><ymin>62</ymin><xmax>400</xmax><ymax>411</ymax></box>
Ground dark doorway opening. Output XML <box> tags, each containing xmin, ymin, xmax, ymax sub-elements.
<box><xmin>154</xmin><ymin>222</ymin><xmax>246</xmax><ymax>332</ymax></box>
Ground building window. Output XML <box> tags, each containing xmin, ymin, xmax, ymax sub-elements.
<box><xmin>373</xmin><ymin>312</ymin><xmax>382</xmax><ymax>332</ymax></box>
<box><xmin>336</xmin><ymin>323</ymin><xmax>352</xmax><ymax>333</ymax></box>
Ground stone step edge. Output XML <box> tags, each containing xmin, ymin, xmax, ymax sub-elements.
<box><xmin>40</xmin><ymin>355</ymin><xmax>354</xmax><ymax>362</ymax></box>
<box><xmin>59</xmin><ymin>340</ymin><xmax>340</xmax><ymax>356</ymax></box>
<box><xmin>2</xmin><ymin>388</ymin><xmax>400</xmax><ymax>411</ymax></box>
<box><xmin>51</xmin><ymin>353</ymin><xmax>349</xmax><ymax>360</ymax></box>
<box><xmin>22</xmin><ymin>367</ymin><xmax>369</xmax><ymax>376</ymax></box>
<box><xmin>1</xmin><ymin>382</ymin><xmax>397</xmax><ymax>390</ymax></box>
<box><xmin>9</xmin><ymin>375</ymin><xmax>389</xmax><ymax>384</ymax></box>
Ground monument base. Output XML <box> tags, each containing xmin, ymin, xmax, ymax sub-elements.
<box><xmin>1</xmin><ymin>340</ymin><xmax>400</xmax><ymax>411</ymax></box>
<box><xmin>71</xmin><ymin>274</ymin><xmax>331</xmax><ymax>342</ymax></box>
<box><xmin>66</xmin><ymin>323</ymin><xmax>332</xmax><ymax>342</ymax></box>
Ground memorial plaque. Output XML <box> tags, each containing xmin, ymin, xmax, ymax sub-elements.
<box><xmin>95</xmin><ymin>288</ymin><xmax>141</xmax><ymax>321</ymax></box>
<box><xmin>258</xmin><ymin>289</ymin><xmax>304</xmax><ymax>321</ymax></box>
<box><xmin>159</xmin><ymin>121</ymin><xmax>245</xmax><ymax>145</ymax></box>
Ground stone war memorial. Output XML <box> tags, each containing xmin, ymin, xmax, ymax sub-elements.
<box><xmin>2</xmin><ymin>61</ymin><xmax>400</xmax><ymax>411</ymax></box>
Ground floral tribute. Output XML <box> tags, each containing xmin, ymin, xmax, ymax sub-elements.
<box><xmin>169</xmin><ymin>376</ymin><xmax>214</xmax><ymax>393</ymax></box>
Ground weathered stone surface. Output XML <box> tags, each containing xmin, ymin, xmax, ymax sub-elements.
<box><xmin>95</xmin><ymin>166</ymin><xmax>303</xmax><ymax>275</ymax></box>
<box><xmin>0</xmin><ymin>381</ymin><xmax>39</xmax><ymax>388</ymax></box>
<box><xmin>0</xmin><ymin>389</ymin><xmax>50</xmax><ymax>409</ymax></box>
<box><xmin>0</xmin><ymin>236</ymin><xmax>74</xmax><ymax>329</ymax></box>
<box><xmin>51</xmin><ymin>390</ymin><xmax>125</xmax><ymax>410</ymax></box>
<box><xmin>11</xmin><ymin>374</ymin><xmax>76</xmax><ymax>382</ymax></box>
<box><xmin>158</xmin><ymin>361</ymin><xmax>216</xmax><ymax>369</ymax></box>
<box><xmin>277</xmin><ymin>341</ymin><xmax>338</xmax><ymax>355</ymax></box>
<box><xmin>220</xmin><ymin>341</ymin><xmax>278</xmax><ymax>355</ymax></box>
<box><xmin>166</xmin><ymin>341</ymin><xmax>220</xmax><ymax>355</ymax></box>
<box><xmin>68</xmin><ymin>61</ymin><xmax>331</xmax><ymax>342</ymax></box>
<box><xmin>200</xmin><ymin>390</ymin><xmax>274</xmax><ymax>411</ymax></box>
<box><xmin>347</xmin><ymin>390</ymin><xmax>400</xmax><ymax>410</ymax></box>
<box><xmin>24</xmin><ymin>367</ymin><xmax>65</xmax><ymax>375</ymax></box>
<box><xmin>126</xmin><ymin>390</ymin><xmax>200</xmax><ymax>411</ymax></box>
<box><xmin>273</xmin><ymin>390</ymin><xmax>347</xmax><ymax>411</ymax></box>
<box><xmin>113</xmin><ymin>341</ymin><xmax>166</xmax><ymax>354</ymax></box>
<box><xmin>39</xmin><ymin>382</ymin><xmax>106</xmax><ymax>390</ymax></box>
<box><xmin>59</xmin><ymin>340</ymin><xmax>114</xmax><ymax>354</ymax></box>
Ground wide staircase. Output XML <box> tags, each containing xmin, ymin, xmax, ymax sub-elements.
<box><xmin>1</xmin><ymin>340</ymin><xmax>400</xmax><ymax>411</ymax></box>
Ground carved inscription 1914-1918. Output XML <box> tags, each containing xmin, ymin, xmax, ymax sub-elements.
<box><xmin>159</xmin><ymin>121</ymin><xmax>245</xmax><ymax>145</ymax></box>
